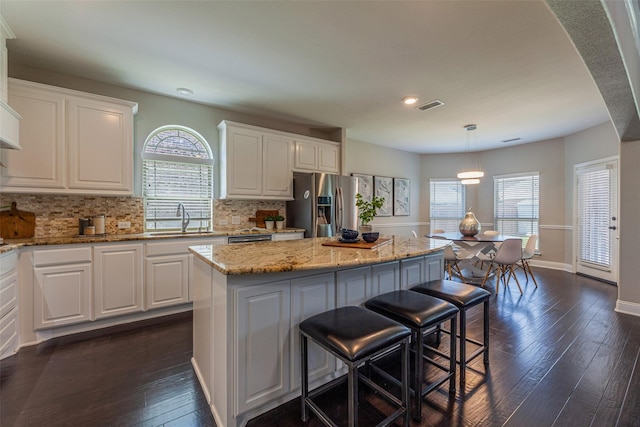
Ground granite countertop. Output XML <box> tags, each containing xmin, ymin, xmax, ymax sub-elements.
<box><xmin>190</xmin><ymin>236</ymin><xmax>450</xmax><ymax>275</ymax></box>
<box><xmin>0</xmin><ymin>228</ymin><xmax>305</xmax><ymax>253</ymax></box>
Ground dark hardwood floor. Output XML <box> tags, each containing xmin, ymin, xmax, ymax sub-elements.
<box><xmin>2</xmin><ymin>268</ymin><xmax>639</xmax><ymax>426</ymax></box>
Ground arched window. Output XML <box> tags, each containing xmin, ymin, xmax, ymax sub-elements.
<box><xmin>142</xmin><ymin>126</ymin><xmax>213</xmax><ymax>232</ymax></box>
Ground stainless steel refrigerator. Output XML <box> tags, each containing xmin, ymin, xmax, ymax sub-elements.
<box><xmin>286</xmin><ymin>172</ymin><xmax>358</xmax><ymax>238</ymax></box>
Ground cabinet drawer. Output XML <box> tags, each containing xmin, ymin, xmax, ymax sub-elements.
<box><xmin>0</xmin><ymin>271</ymin><xmax>17</xmax><ymax>318</ymax></box>
<box><xmin>145</xmin><ymin>237</ymin><xmax>227</xmax><ymax>257</ymax></box>
<box><xmin>0</xmin><ymin>307</ymin><xmax>18</xmax><ymax>360</ymax></box>
<box><xmin>33</xmin><ymin>246</ymin><xmax>92</xmax><ymax>266</ymax></box>
<box><xmin>0</xmin><ymin>250</ymin><xmax>17</xmax><ymax>277</ymax></box>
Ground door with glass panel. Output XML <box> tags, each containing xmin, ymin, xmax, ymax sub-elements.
<box><xmin>575</xmin><ymin>158</ymin><xmax>618</xmax><ymax>283</ymax></box>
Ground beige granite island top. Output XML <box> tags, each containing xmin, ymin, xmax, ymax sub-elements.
<box><xmin>190</xmin><ymin>235</ymin><xmax>450</xmax><ymax>275</ymax></box>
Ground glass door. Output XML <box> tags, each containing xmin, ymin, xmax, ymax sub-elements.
<box><xmin>575</xmin><ymin>158</ymin><xmax>618</xmax><ymax>283</ymax></box>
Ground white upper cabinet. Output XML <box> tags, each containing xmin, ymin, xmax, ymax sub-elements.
<box><xmin>218</xmin><ymin>121</ymin><xmax>293</xmax><ymax>200</ymax></box>
<box><xmin>1</xmin><ymin>79</ymin><xmax>137</xmax><ymax>195</ymax></box>
<box><xmin>0</xmin><ymin>16</ymin><xmax>20</xmax><ymax>150</ymax></box>
<box><xmin>218</xmin><ymin>120</ymin><xmax>341</xmax><ymax>200</ymax></box>
<box><xmin>293</xmin><ymin>139</ymin><xmax>340</xmax><ymax>174</ymax></box>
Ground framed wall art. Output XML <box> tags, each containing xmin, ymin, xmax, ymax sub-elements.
<box><xmin>393</xmin><ymin>178</ymin><xmax>410</xmax><ymax>216</ymax></box>
<box><xmin>374</xmin><ymin>176</ymin><xmax>393</xmax><ymax>217</ymax></box>
<box><xmin>351</xmin><ymin>173</ymin><xmax>373</xmax><ymax>202</ymax></box>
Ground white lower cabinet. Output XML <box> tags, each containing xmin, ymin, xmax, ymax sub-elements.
<box><xmin>290</xmin><ymin>272</ymin><xmax>336</xmax><ymax>390</ymax></box>
<box><xmin>0</xmin><ymin>249</ymin><xmax>18</xmax><ymax>359</ymax></box>
<box><xmin>236</xmin><ymin>281</ymin><xmax>291</xmax><ymax>413</ymax></box>
<box><xmin>145</xmin><ymin>254</ymin><xmax>189</xmax><ymax>310</ymax></box>
<box><xmin>93</xmin><ymin>243</ymin><xmax>143</xmax><ymax>319</ymax></box>
<box><xmin>33</xmin><ymin>246</ymin><xmax>93</xmax><ymax>329</ymax></box>
<box><xmin>271</xmin><ymin>232</ymin><xmax>304</xmax><ymax>241</ymax></box>
<box><xmin>144</xmin><ymin>236</ymin><xmax>227</xmax><ymax>309</ymax></box>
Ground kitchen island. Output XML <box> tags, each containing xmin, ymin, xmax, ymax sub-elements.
<box><xmin>189</xmin><ymin>236</ymin><xmax>449</xmax><ymax>427</ymax></box>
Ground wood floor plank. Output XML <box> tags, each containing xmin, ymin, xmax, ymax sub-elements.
<box><xmin>2</xmin><ymin>269</ymin><xmax>637</xmax><ymax>427</ymax></box>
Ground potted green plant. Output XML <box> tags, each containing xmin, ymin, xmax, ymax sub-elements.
<box><xmin>275</xmin><ymin>215</ymin><xmax>285</xmax><ymax>230</ymax></box>
<box><xmin>264</xmin><ymin>215</ymin><xmax>276</xmax><ymax>230</ymax></box>
<box><xmin>355</xmin><ymin>193</ymin><xmax>384</xmax><ymax>234</ymax></box>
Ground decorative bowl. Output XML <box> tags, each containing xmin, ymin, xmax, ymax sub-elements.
<box><xmin>341</xmin><ymin>229</ymin><xmax>359</xmax><ymax>240</ymax></box>
<box><xmin>362</xmin><ymin>232</ymin><xmax>379</xmax><ymax>243</ymax></box>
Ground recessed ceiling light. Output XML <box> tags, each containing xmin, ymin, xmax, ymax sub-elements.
<box><xmin>176</xmin><ymin>87</ymin><xmax>193</xmax><ymax>96</ymax></box>
<box><xmin>402</xmin><ymin>96</ymin><xmax>419</xmax><ymax>105</ymax></box>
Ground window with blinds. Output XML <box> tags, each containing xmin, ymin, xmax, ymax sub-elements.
<box><xmin>494</xmin><ymin>173</ymin><xmax>539</xmax><ymax>244</ymax></box>
<box><xmin>430</xmin><ymin>180</ymin><xmax>466</xmax><ymax>232</ymax></box>
<box><xmin>577</xmin><ymin>164</ymin><xmax>615</xmax><ymax>269</ymax></box>
<box><xmin>142</xmin><ymin>126</ymin><xmax>213</xmax><ymax>231</ymax></box>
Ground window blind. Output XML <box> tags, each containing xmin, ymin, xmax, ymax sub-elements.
<box><xmin>494</xmin><ymin>173</ymin><xmax>539</xmax><ymax>242</ymax></box>
<box><xmin>430</xmin><ymin>180</ymin><xmax>466</xmax><ymax>232</ymax></box>
<box><xmin>577</xmin><ymin>164</ymin><xmax>614</xmax><ymax>269</ymax></box>
<box><xmin>142</xmin><ymin>127</ymin><xmax>213</xmax><ymax>232</ymax></box>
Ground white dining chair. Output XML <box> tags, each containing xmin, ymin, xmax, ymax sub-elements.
<box><xmin>444</xmin><ymin>245</ymin><xmax>467</xmax><ymax>282</ymax></box>
<box><xmin>517</xmin><ymin>234</ymin><xmax>539</xmax><ymax>287</ymax></box>
<box><xmin>481</xmin><ymin>238</ymin><xmax>523</xmax><ymax>294</ymax></box>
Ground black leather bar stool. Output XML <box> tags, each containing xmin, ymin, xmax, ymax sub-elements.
<box><xmin>299</xmin><ymin>305</ymin><xmax>411</xmax><ymax>427</ymax></box>
<box><xmin>411</xmin><ymin>279</ymin><xmax>490</xmax><ymax>385</ymax></box>
<box><xmin>364</xmin><ymin>290</ymin><xmax>458</xmax><ymax>421</ymax></box>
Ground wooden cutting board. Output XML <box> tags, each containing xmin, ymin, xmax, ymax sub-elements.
<box><xmin>322</xmin><ymin>237</ymin><xmax>393</xmax><ymax>250</ymax></box>
<box><xmin>0</xmin><ymin>202</ymin><xmax>36</xmax><ymax>239</ymax></box>
<box><xmin>248</xmin><ymin>210</ymin><xmax>279</xmax><ymax>228</ymax></box>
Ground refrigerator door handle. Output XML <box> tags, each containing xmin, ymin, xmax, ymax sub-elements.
<box><xmin>336</xmin><ymin>186</ymin><xmax>343</xmax><ymax>232</ymax></box>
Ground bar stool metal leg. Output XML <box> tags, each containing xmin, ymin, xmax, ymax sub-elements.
<box><xmin>301</xmin><ymin>334</ymin><xmax>309</xmax><ymax>422</ymax></box>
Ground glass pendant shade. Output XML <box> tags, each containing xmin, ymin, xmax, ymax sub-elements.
<box><xmin>457</xmin><ymin>170</ymin><xmax>484</xmax><ymax>179</ymax></box>
<box><xmin>460</xmin><ymin>178</ymin><xmax>480</xmax><ymax>185</ymax></box>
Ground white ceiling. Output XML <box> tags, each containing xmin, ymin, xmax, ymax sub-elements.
<box><xmin>1</xmin><ymin>0</ymin><xmax>611</xmax><ymax>154</ymax></box>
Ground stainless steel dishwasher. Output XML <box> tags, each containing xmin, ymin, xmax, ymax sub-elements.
<box><xmin>227</xmin><ymin>234</ymin><xmax>273</xmax><ymax>244</ymax></box>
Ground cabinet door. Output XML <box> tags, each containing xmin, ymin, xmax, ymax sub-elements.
<box><xmin>425</xmin><ymin>252</ymin><xmax>444</xmax><ymax>282</ymax></box>
<box><xmin>225</xmin><ymin>126</ymin><xmax>263</xmax><ymax>197</ymax></box>
<box><xmin>94</xmin><ymin>244</ymin><xmax>143</xmax><ymax>319</ymax></box>
<box><xmin>0</xmin><ymin>307</ymin><xmax>18</xmax><ymax>360</ymax></box>
<box><xmin>371</xmin><ymin>262</ymin><xmax>400</xmax><ymax>297</ymax></box>
<box><xmin>145</xmin><ymin>254</ymin><xmax>189</xmax><ymax>310</ymax></box>
<box><xmin>293</xmin><ymin>140</ymin><xmax>318</xmax><ymax>172</ymax></box>
<box><xmin>262</xmin><ymin>133</ymin><xmax>292</xmax><ymax>198</ymax></box>
<box><xmin>67</xmin><ymin>96</ymin><xmax>133</xmax><ymax>193</ymax></box>
<box><xmin>34</xmin><ymin>263</ymin><xmax>92</xmax><ymax>329</ymax></box>
<box><xmin>400</xmin><ymin>256</ymin><xmax>426</xmax><ymax>290</ymax></box>
<box><xmin>291</xmin><ymin>272</ymin><xmax>336</xmax><ymax>390</ymax></box>
<box><xmin>2</xmin><ymin>82</ymin><xmax>65</xmax><ymax>190</ymax></box>
<box><xmin>0</xmin><ymin>271</ymin><xmax>17</xmax><ymax>319</ymax></box>
<box><xmin>318</xmin><ymin>142</ymin><xmax>340</xmax><ymax>173</ymax></box>
<box><xmin>235</xmin><ymin>281</ymin><xmax>291</xmax><ymax>413</ymax></box>
<box><xmin>336</xmin><ymin>266</ymin><xmax>371</xmax><ymax>307</ymax></box>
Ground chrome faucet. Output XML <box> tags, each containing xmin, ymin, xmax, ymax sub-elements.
<box><xmin>176</xmin><ymin>203</ymin><xmax>190</xmax><ymax>232</ymax></box>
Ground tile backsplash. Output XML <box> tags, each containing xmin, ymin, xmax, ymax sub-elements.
<box><xmin>1</xmin><ymin>194</ymin><xmax>145</xmax><ymax>237</ymax></box>
<box><xmin>1</xmin><ymin>193</ymin><xmax>287</xmax><ymax>237</ymax></box>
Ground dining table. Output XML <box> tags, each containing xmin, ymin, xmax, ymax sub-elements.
<box><xmin>426</xmin><ymin>232</ymin><xmax>522</xmax><ymax>284</ymax></box>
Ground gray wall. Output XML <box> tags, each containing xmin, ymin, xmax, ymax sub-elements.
<box><xmin>619</xmin><ymin>139</ymin><xmax>640</xmax><ymax>304</ymax></box>
<box><xmin>344</xmin><ymin>138</ymin><xmax>423</xmax><ymax>236</ymax></box>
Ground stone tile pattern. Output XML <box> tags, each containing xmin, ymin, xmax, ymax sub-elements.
<box><xmin>213</xmin><ymin>199</ymin><xmax>286</xmax><ymax>230</ymax></box>
<box><xmin>192</xmin><ymin>236</ymin><xmax>449</xmax><ymax>275</ymax></box>
<box><xmin>1</xmin><ymin>193</ymin><xmax>145</xmax><ymax>237</ymax></box>
<box><xmin>1</xmin><ymin>194</ymin><xmax>286</xmax><ymax>237</ymax></box>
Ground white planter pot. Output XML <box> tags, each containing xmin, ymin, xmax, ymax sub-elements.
<box><xmin>276</xmin><ymin>220</ymin><xmax>285</xmax><ymax>230</ymax></box>
<box><xmin>265</xmin><ymin>221</ymin><xmax>275</xmax><ymax>230</ymax></box>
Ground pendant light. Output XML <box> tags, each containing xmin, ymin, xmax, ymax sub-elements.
<box><xmin>457</xmin><ymin>124</ymin><xmax>484</xmax><ymax>185</ymax></box>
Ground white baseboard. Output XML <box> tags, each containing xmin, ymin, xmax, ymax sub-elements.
<box><xmin>615</xmin><ymin>300</ymin><xmax>640</xmax><ymax>317</ymax></box>
<box><xmin>530</xmin><ymin>260</ymin><xmax>573</xmax><ymax>273</ymax></box>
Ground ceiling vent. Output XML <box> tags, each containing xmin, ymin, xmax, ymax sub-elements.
<box><xmin>416</xmin><ymin>99</ymin><xmax>444</xmax><ymax>111</ymax></box>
